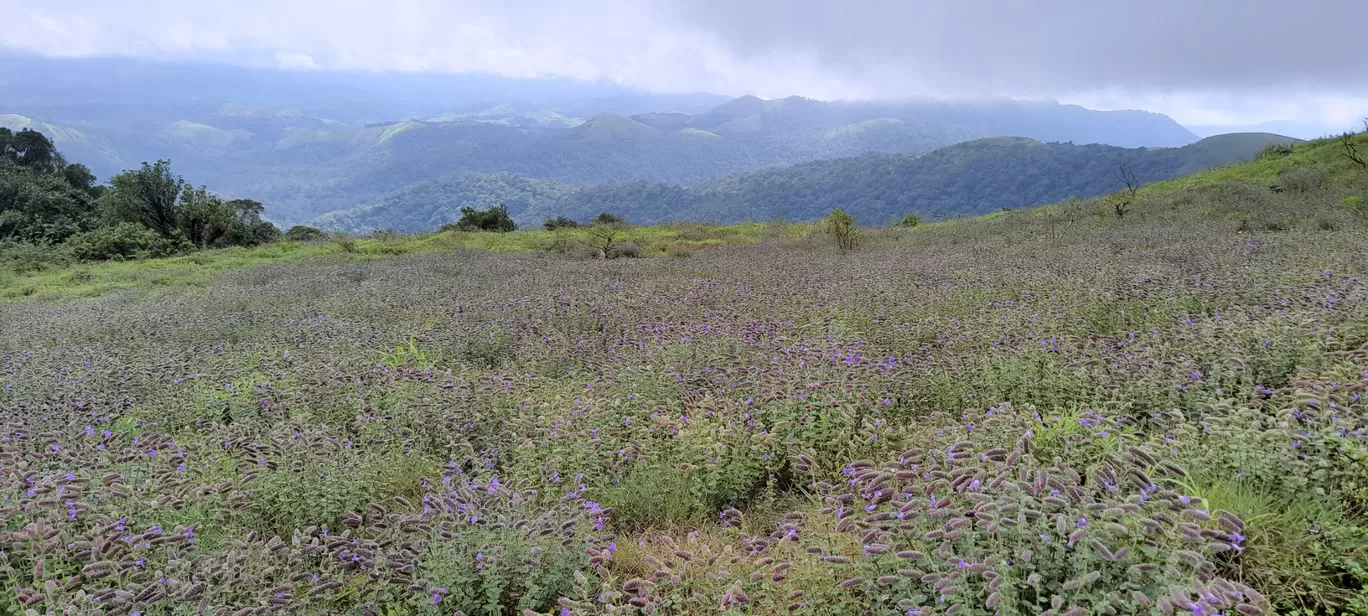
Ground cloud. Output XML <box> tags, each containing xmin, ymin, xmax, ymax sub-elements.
<box><xmin>275</xmin><ymin>51</ymin><xmax>320</xmax><ymax>70</ymax></box>
<box><xmin>1</xmin><ymin>0</ymin><xmax>1365</xmax><ymax>126</ymax></box>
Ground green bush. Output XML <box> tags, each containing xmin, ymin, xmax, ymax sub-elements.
<box><xmin>283</xmin><ymin>225</ymin><xmax>326</xmax><ymax>241</ymax></box>
<box><xmin>1278</xmin><ymin>168</ymin><xmax>1326</xmax><ymax>193</ymax></box>
<box><xmin>594</xmin><ymin>212</ymin><xmax>626</xmax><ymax>225</ymax></box>
<box><xmin>821</xmin><ymin>208</ymin><xmax>860</xmax><ymax>251</ymax></box>
<box><xmin>544</xmin><ymin>216</ymin><xmax>581</xmax><ymax>230</ymax></box>
<box><xmin>62</xmin><ymin>222</ymin><xmax>182</xmax><ymax>261</ymax></box>
<box><xmin>607</xmin><ymin>241</ymin><xmax>642</xmax><ymax>259</ymax></box>
<box><xmin>0</xmin><ymin>239</ymin><xmax>71</xmax><ymax>272</ymax></box>
<box><xmin>1344</xmin><ymin>195</ymin><xmax>1367</xmax><ymax>216</ymax></box>
<box><xmin>451</xmin><ymin>204</ymin><xmax>516</xmax><ymax>232</ymax></box>
<box><xmin>895</xmin><ymin>213</ymin><xmax>922</xmax><ymax>228</ymax></box>
<box><xmin>1256</xmin><ymin>142</ymin><xmax>1295</xmax><ymax>159</ymax></box>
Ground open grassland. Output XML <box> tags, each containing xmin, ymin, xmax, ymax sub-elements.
<box><xmin>0</xmin><ymin>222</ymin><xmax>799</xmax><ymax>302</ymax></box>
<box><xmin>3</xmin><ymin>168</ymin><xmax>1368</xmax><ymax>615</ymax></box>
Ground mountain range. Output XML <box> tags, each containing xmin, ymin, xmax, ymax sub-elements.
<box><xmin>2</xmin><ymin>54</ymin><xmax>1285</xmax><ymax>230</ymax></box>
<box><xmin>316</xmin><ymin>132</ymin><xmax>1295</xmax><ymax>231</ymax></box>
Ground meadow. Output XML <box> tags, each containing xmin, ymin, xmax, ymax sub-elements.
<box><xmin>2</xmin><ymin>153</ymin><xmax>1368</xmax><ymax>615</ymax></box>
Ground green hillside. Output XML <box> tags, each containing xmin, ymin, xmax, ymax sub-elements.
<box><xmin>320</xmin><ymin>132</ymin><xmax>1295</xmax><ymax>233</ymax></box>
<box><xmin>3</xmin><ymin>123</ymin><xmax>1368</xmax><ymax>616</ymax></box>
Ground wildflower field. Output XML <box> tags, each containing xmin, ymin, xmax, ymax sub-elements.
<box><xmin>3</xmin><ymin>165</ymin><xmax>1368</xmax><ymax>614</ymax></box>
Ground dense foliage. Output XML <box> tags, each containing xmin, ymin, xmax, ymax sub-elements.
<box><xmin>0</xmin><ymin>133</ymin><xmax>280</xmax><ymax>269</ymax></box>
<box><xmin>447</xmin><ymin>204</ymin><xmax>517</xmax><ymax>233</ymax></box>
<box><xmin>0</xmin><ymin>128</ymin><xmax>102</xmax><ymax>244</ymax></box>
<box><xmin>320</xmin><ymin>133</ymin><xmax>1292</xmax><ymax>233</ymax></box>
<box><xmin>1</xmin><ymin>136</ymin><xmax>1367</xmax><ymax>614</ymax></box>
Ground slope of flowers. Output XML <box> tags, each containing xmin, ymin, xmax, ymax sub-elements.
<box><xmin>1</xmin><ymin>184</ymin><xmax>1366</xmax><ymax>615</ymax></box>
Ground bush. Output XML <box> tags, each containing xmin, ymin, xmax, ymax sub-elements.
<box><xmin>0</xmin><ymin>239</ymin><xmax>71</xmax><ymax>272</ymax></box>
<box><xmin>594</xmin><ymin>212</ymin><xmax>625</xmax><ymax>225</ymax></box>
<box><xmin>820</xmin><ymin>208</ymin><xmax>859</xmax><ymax>251</ymax></box>
<box><xmin>62</xmin><ymin>222</ymin><xmax>181</xmax><ymax>261</ymax></box>
<box><xmin>283</xmin><ymin>225</ymin><xmax>326</xmax><ymax>241</ymax></box>
<box><xmin>1256</xmin><ymin>142</ymin><xmax>1295</xmax><ymax>159</ymax></box>
<box><xmin>1343</xmin><ymin>195</ymin><xmax>1367</xmax><ymax>217</ymax></box>
<box><xmin>453</xmin><ymin>204</ymin><xmax>516</xmax><ymax>232</ymax></box>
<box><xmin>1278</xmin><ymin>168</ymin><xmax>1326</xmax><ymax>193</ymax></box>
<box><xmin>544</xmin><ymin>216</ymin><xmax>580</xmax><ymax>230</ymax></box>
<box><xmin>334</xmin><ymin>237</ymin><xmax>358</xmax><ymax>253</ymax></box>
<box><xmin>894</xmin><ymin>213</ymin><xmax>922</xmax><ymax>228</ymax></box>
<box><xmin>607</xmin><ymin>241</ymin><xmax>642</xmax><ymax>259</ymax></box>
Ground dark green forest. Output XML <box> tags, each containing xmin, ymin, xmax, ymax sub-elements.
<box><xmin>0</xmin><ymin>128</ymin><xmax>278</xmax><ymax>267</ymax></box>
<box><xmin>320</xmin><ymin>133</ymin><xmax>1293</xmax><ymax>231</ymax></box>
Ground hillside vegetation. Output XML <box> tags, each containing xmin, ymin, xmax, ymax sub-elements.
<box><xmin>3</xmin><ymin>128</ymin><xmax>1368</xmax><ymax>616</ymax></box>
<box><xmin>320</xmin><ymin>132</ymin><xmax>1295</xmax><ymax>233</ymax></box>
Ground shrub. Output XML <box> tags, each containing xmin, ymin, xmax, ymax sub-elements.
<box><xmin>820</xmin><ymin>208</ymin><xmax>859</xmax><ymax>251</ymax></box>
<box><xmin>1343</xmin><ymin>195</ymin><xmax>1367</xmax><ymax>217</ymax></box>
<box><xmin>1278</xmin><ymin>168</ymin><xmax>1326</xmax><ymax>193</ymax></box>
<box><xmin>544</xmin><ymin>216</ymin><xmax>580</xmax><ymax>230</ymax></box>
<box><xmin>334</xmin><ymin>236</ymin><xmax>358</xmax><ymax>253</ymax></box>
<box><xmin>283</xmin><ymin>225</ymin><xmax>326</xmax><ymax>241</ymax></box>
<box><xmin>63</xmin><ymin>222</ymin><xmax>181</xmax><ymax>261</ymax></box>
<box><xmin>607</xmin><ymin>241</ymin><xmax>642</xmax><ymax>259</ymax></box>
<box><xmin>0</xmin><ymin>239</ymin><xmax>71</xmax><ymax>272</ymax></box>
<box><xmin>1256</xmin><ymin>142</ymin><xmax>1295</xmax><ymax>159</ymax></box>
<box><xmin>580</xmin><ymin>220</ymin><xmax>629</xmax><ymax>258</ymax></box>
<box><xmin>894</xmin><ymin>213</ymin><xmax>922</xmax><ymax>228</ymax></box>
<box><xmin>453</xmin><ymin>204</ymin><xmax>516</xmax><ymax>232</ymax></box>
<box><xmin>595</xmin><ymin>212</ymin><xmax>626</xmax><ymax>225</ymax></box>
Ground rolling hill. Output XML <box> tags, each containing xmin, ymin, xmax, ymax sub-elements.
<box><xmin>316</xmin><ymin>132</ymin><xmax>1296</xmax><ymax>232</ymax></box>
<box><xmin>4</xmin><ymin>54</ymin><xmax>1210</xmax><ymax>224</ymax></box>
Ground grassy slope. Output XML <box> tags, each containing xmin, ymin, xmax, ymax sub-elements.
<box><xmin>1147</xmin><ymin>131</ymin><xmax>1363</xmax><ymax>191</ymax></box>
<box><xmin>0</xmin><ymin>222</ymin><xmax>803</xmax><ymax>301</ymax></box>
<box><xmin>3</xmin><ymin>130</ymin><xmax>1363</xmax><ymax>303</ymax></box>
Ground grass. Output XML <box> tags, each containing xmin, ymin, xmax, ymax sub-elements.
<box><xmin>0</xmin><ymin>221</ymin><xmax>809</xmax><ymax>301</ymax></box>
<box><xmin>1</xmin><ymin>130</ymin><xmax>1368</xmax><ymax>615</ymax></box>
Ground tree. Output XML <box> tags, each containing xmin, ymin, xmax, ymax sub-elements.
<box><xmin>224</xmin><ymin>199</ymin><xmax>280</xmax><ymax>245</ymax></box>
<box><xmin>595</xmin><ymin>212</ymin><xmax>625</xmax><ymax>225</ymax></box>
<box><xmin>820</xmin><ymin>208</ymin><xmax>859</xmax><ymax>251</ymax></box>
<box><xmin>453</xmin><ymin>204</ymin><xmax>516</xmax><ymax>232</ymax></box>
<box><xmin>0</xmin><ymin>161</ymin><xmax>96</xmax><ymax>243</ymax></box>
<box><xmin>1342</xmin><ymin>124</ymin><xmax>1367</xmax><ymax>173</ymax></box>
<box><xmin>284</xmin><ymin>225</ymin><xmax>326</xmax><ymax>241</ymax></box>
<box><xmin>0</xmin><ymin>128</ymin><xmax>64</xmax><ymax>174</ymax></box>
<box><xmin>579</xmin><ymin>219</ymin><xmax>628</xmax><ymax>258</ymax></box>
<box><xmin>895</xmin><ymin>213</ymin><xmax>921</xmax><ymax>228</ymax></box>
<box><xmin>177</xmin><ymin>185</ymin><xmax>236</xmax><ymax>248</ymax></box>
<box><xmin>1113</xmin><ymin>166</ymin><xmax>1140</xmax><ymax>219</ymax></box>
<box><xmin>104</xmin><ymin>160</ymin><xmax>185</xmax><ymax>239</ymax></box>
<box><xmin>544</xmin><ymin>216</ymin><xmax>580</xmax><ymax>230</ymax></box>
<box><xmin>62</xmin><ymin>163</ymin><xmax>95</xmax><ymax>191</ymax></box>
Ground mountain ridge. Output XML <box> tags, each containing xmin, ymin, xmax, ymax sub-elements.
<box><xmin>314</xmin><ymin>132</ymin><xmax>1292</xmax><ymax>233</ymax></box>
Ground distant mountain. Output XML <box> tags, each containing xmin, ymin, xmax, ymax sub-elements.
<box><xmin>317</xmin><ymin>133</ymin><xmax>1289</xmax><ymax>233</ymax></box>
<box><xmin>1186</xmin><ymin>121</ymin><xmax>1355</xmax><ymax>141</ymax></box>
<box><xmin>3</xmin><ymin>54</ymin><xmax>1203</xmax><ymax>224</ymax></box>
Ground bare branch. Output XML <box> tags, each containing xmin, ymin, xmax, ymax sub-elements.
<box><xmin>1342</xmin><ymin>130</ymin><xmax>1367</xmax><ymax>173</ymax></box>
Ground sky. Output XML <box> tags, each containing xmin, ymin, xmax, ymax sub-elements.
<box><xmin>3</xmin><ymin>0</ymin><xmax>1367</xmax><ymax>130</ymax></box>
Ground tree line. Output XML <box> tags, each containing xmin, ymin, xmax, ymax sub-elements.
<box><xmin>1</xmin><ymin>128</ymin><xmax>284</xmax><ymax>266</ymax></box>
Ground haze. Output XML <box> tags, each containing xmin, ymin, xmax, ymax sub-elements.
<box><xmin>3</xmin><ymin>0</ymin><xmax>1366</xmax><ymax>134</ymax></box>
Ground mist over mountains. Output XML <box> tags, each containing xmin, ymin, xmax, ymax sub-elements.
<box><xmin>2</xmin><ymin>53</ymin><xmax>1272</xmax><ymax>230</ymax></box>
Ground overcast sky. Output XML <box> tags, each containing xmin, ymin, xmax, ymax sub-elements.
<box><xmin>3</xmin><ymin>0</ymin><xmax>1366</xmax><ymax>128</ymax></box>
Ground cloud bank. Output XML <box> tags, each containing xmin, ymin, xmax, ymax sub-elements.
<box><xmin>2</xmin><ymin>0</ymin><xmax>1366</xmax><ymax>126</ymax></box>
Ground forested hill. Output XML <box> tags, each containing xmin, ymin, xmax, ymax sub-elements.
<box><xmin>316</xmin><ymin>132</ymin><xmax>1296</xmax><ymax>232</ymax></box>
<box><xmin>5</xmin><ymin>55</ymin><xmax>1203</xmax><ymax>223</ymax></box>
